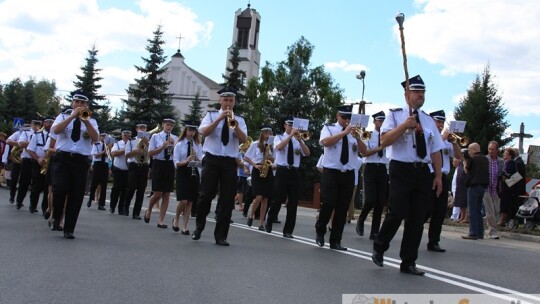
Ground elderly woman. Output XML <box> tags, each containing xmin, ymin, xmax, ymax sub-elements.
<box><xmin>498</xmin><ymin>147</ymin><xmax>517</xmax><ymax>226</ymax></box>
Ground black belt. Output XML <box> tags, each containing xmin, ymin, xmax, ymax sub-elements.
<box><xmin>277</xmin><ymin>165</ymin><xmax>298</xmax><ymax>170</ymax></box>
<box><xmin>391</xmin><ymin>160</ymin><xmax>429</xmax><ymax>168</ymax></box>
<box><xmin>57</xmin><ymin>151</ymin><xmax>89</xmax><ymax>162</ymax></box>
<box><xmin>205</xmin><ymin>153</ymin><xmax>235</xmax><ymax>160</ymax></box>
<box><xmin>323</xmin><ymin>167</ymin><xmax>354</xmax><ymax>173</ymax></box>
<box><xmin>129</xmin><ymin>162</ymin><xmax>148</xmax><ymax>167</ymax></box>
<box><xmin>365</xmin><ymin>163</ymin><xmax>386</xmax><ymax>167</ymax></box>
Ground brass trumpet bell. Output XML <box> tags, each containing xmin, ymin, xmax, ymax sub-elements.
<box><xmin>360</xmin><ymin>130</ymin><xmax>371</xmax><ymax>141</ymax></box>
<box><xmin>79</xmin><ymin>108</ymin><xmax>92</xmax><ymax>120</ymax></box>
<box><xmin>299</xmin><ymin>131</ymin><xmax>311</xmax><ymax>141</ymax></box>
<box><xmin>449</xmin><ymin>134</ymin><xmax>469</xmax><ymax>147</ymax></box>
<box><xmin>227</xmin><ymin>107</ymin><xmax>237</xmax><ymax>129</ymax></box>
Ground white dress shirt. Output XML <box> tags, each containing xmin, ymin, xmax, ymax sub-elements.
<box><xmin>362</xmin><ymin>129</ymin><xmax>389</xmax><ymax>165</ymax></box>
<box><xmin>52</xmin><ymin>112</ymin><xmax>99</xmax><ymax>156</ymax></box>
<box><xmin>199</xmin><ymin>110</ymin><xmax>248</xmax><ymax>158</ymax></box>
<box><xmin>319</xmin><ymin>122</ymin><xmax>358</xmax><ymax>171</ymax></box>
<box><xmin>273</xmin><ymin>133</ymin><xmax>305</xmax><ymax>168</ymax></box>
<box><xmin>149</xmin><ymin>131</ymin><xmax>179</xmax><ymax>161</ymax></box>
<box><xmin>111</xmin><ymin>140</ymin><xmax>128</xmax><ymax>170</ymax></box>
<box><xmin>173</xmin><ymin>138</ymin><xmax>203</xmax><ymax>166</ymax></box>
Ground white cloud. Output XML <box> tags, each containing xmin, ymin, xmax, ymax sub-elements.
<box><xmin>324</xmin><ymin>60</ymin><xmax>367</xmax><ymax>74</ymax></box>
<box><xmin>0</xmin><ymin>0</ymin><xmax>213</xmax><ymax>101</ymax></box>
<box><xmin>405</xmin><ymin>0</ymin><xmax>540</xmax><ymax>116</ymax></box>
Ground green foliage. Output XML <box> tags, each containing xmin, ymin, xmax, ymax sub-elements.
<box><xmin>217</xmin><ymin>43</ymin><xmax>247</xmax><ymax>112</ymax></box>
<box><xmin>70</xmin><ymin>44</ymin><xmax>110</xmax><ymax>131</ymax></box>
<box><xmin>184</xmin><ymin>91</ymin><xmax>204</xmax><ymax>123</ymax></box>
<box><xmin>454</xmin><ymin>65</ymin><xmax>510</xmax><ymax>153</ymax></box>
<box><xmin>0</xmin><ymin>78</ymin><xmax>59</xmax><ymax>134</ymax></box>
<box><xmin>243</xmin><ymin>36</ymin><xmax>344</xmax><ymax>200</ymax></box>
<box><xmin>526</xmin><ymin>162</ymin><xmax>540</xmax><ymax>179</ymax></box>
<box><xmin>120</xmin><ymin>25</ymin><xmax>177</xmax><ymax>132</ymax></box>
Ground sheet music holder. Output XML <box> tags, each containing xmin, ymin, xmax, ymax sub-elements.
<box><xmin>448</xmin><ymin>121</ymin><xmax>467</xmax><ymax>133</ymax></box>
<box><xmin>351</xmin><ymin>114</ymin><xmax>370</xmax><ymax>128</ymax></box>
<box><xmin>293</xmin><ymin>118</ymin><xmax>309</xmax><ymax>131</ymax></box>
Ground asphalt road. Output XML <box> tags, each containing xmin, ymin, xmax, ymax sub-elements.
<box><xmin>1</xmin><ymin>187</ymin><xmax>539</xmax><ymax>304</ymax></box>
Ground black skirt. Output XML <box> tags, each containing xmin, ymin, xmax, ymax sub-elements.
<box><xmin>151</xmin><ymin>159</ymin><xmax>175</xmax><ymax>192</ymax></box>
<box><xmin>175</xmin><ymin>166</ymin><xmax>200</xmax><ymax>202</ymax></box>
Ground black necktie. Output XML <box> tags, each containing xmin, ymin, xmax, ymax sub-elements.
<box><xmin>340</xmin><ymin>128</ymin><xmax>349</xmax><ymax>165</ymax></box>
<box><xmin>221</xmin><ymin>119</ymin><xmax>229</xmax><ymax>146</ymax></box>
<box><xmin>164</xmin><ymin>134</ymin><xmax>171</xmax><ymax>160</ymax></box>
<box><xmin>413</xmin><ymin>110</ymin><xmax>427</xmax><ymax>159</ymax></box>
<box><xmin>187</xmin><ymin>140</ymin><xmax>192</xmax><ymax>159</ymax></box>
<box><xmin>101</xmin><ymin>143</ymin><xmax>105</xmax><ymax>162</ymax></box>
<box><xmin>377</xmin><ymin>133</ymin><xmax>383</xmax><ymax>158</ymax></box>
<box><xmin>287</xmin><ymin>141</ymin><xmax>294</xmax><ymax>166</ymax></box>
<box><xmin>71</xmin><ymin>118</ymin><xmax>81</xmax><ymax>142</ymax></box>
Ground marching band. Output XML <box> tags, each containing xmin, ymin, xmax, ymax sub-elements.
<box><xmin>2</xmin><ymin>81</ymin><xmax>483</xmax><ymax>274</ymax></box>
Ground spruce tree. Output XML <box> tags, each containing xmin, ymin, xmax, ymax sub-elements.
<box><xmin>454</xmin><ymin>65</ymin><xmax>510</xmax><ymax>153</ymax></box>
<box><xmin>121</xmin><ymin>25</ymin><xmax>177</xmax><ymax>131</ymax></box>
<box><xmin>216</xmin><ymin>43</ymin><xmax>247</xmax><ymax>112</ymax></box>
<box><xmin>71</xmin><ymin>44</ymin><xmax>110</xmax><ymax>129</ymax></box>
<box><xmin>184</xmin><ymin>91</ymin><xmax>204</xmax><ymax>123</ymax></box>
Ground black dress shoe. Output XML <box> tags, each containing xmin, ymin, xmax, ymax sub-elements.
<box><xmin>273</xmin><ymin>219</ymin><xmax>281</xmax><ymax>224</ymax></box>
<box><xmin>63</xmin><ymin>232</ymin><xmax>75</xmax><ymax>239</ymax></box>
<box><xmin>369</xmin><ymin>234</ymin><xmax>377</xmax><ymax>241</ymax></box>
<box><xmin>215</xmin><ymin>239</ymin><xmax>230</xmax><ymax>246</ymax></box>
<box><xmin>316</xmin><ymin>234</ymin><xmax>324</xmax><ymax>247</ymax></box>
<box><xmin>109</xmin><ymin>208</ymin><xmax>115</xmax><ymax>214</ymax></box>
<box><xmin>192</xmin><ymin>230</ymin><xmax>201</xmax><ymax>240</ymax></box>
<box><xmin>9</xmin><ymin>198</ymin><xmax>14</xmax><ymax>204</ymax></box>
<box><xmin>372</xmin><ymin>251</ymin><xmax>384</xmax><ymax>267</ymax></box>
<box><xmin>124</xmin><ymin>212</ymin><xmax>129</xmax><ymax>217</ymax></box>
<box><xmin>283</xmin><ymin>233</ymin><xmax>294</xmax><ymax>239</ymax></box>
<box><xmin>132</xmin><ymin>215</ymin><xmax>141</xmax><ymax>220</ymax></box>
<box><xmin>400</xmin><ymin>265</ymin><xmax>425</xmax><ymax>276</ymax></box>
<box><xmin>16</xmin><ymin>203</ymin><xmax>23</xmax><ymax>209</ymax></box>
<box><xmin>29</xmin><ymin>207</ymin><xmax>35</xmax><ymax>213</ymax></box>
<box><xmin>157</xmin><ymin>223</ymin><xmax>168</xmax><ymax>229</ymax></box>
<box><xmin>265</xmin><ymin>223</ymin><xmax>272</xmax><ymax>233</ymax></box>
<box><xmin>44</xmin><ymin>211</ymin><xmax>50</xmax><ymax>220</ymax></box>
<box><xmin>181</xmin><ymin>230</ymin><xmax>190</xmax><ymax>235</ymax></box>
<box><xmin>87</xmin><ymin>200</ymin><xmax>92</xmax><ymax>208</ymax></box>
<box><xmin>330</xmin><ymin>243</ymin><xmax>348</xmax><ymax>251</ymax></box>
<box><xmin>247</xmin><ymin>218</ymin><xmax>253</xmax><ymax>227</ymax></box>
<box><xmin>144</xmin><ymin>211</ymin><xmax>150</xmax><ymax>223</ymax></box>
<box><xmin>98</xmin><ymin>206</ymin><xmax>106</xmax><ymax>210</ymax></box>
<box><xmin>118</xmin><ymin>210</ymin><xmax>125</xmax><ymax>216</ymax></box>
<box><xmin>427</xmin><ymin>243</ymin><xmax>446</xmax><ymax>252</ymax></box>
<box><xmin>172</xmin><ymin>219</ymin><xmax>180</xmax><ymax>232</ymax></box>
<box><xmin>258</xmin><ymin>225</ymin><xmax>264</xmax><ymax>231</ymax></box>
<box><xmin>356</xmin><ymin>221</ymin><xmax>364</xmax><ymax>236</ymax></box>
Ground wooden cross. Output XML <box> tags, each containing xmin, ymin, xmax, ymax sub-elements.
<box><xmin>510</xmin><ymin>122</ymin><xmax>533</xmax><ymax>154</ymax></box>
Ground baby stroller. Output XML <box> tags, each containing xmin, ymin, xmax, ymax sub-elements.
<box><xmin>513</xmin><ymin>189</ymin><xmax>540</xmax><ymax>231</ymax></box>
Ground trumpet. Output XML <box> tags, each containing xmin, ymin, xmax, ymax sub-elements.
<box><xmin>295</xmin><ymin>130</ymin><xmax>311</xmax><ymax>141</ymax></box>
<box><xmin>79</xmin><ymin>108</ymin><xmax>92</xmax><ymax>120</ymax></box>
<box><xmin>226</xmin><ymin>107</ymin><xmax>237</xmax><ymax>129</ymax></box>
<box><xmin>351</xmin><ymin>126</ymin><xmax>371</xmax><ymax>140</ymax></box>
<box><xmin>448</xmin><ymin>133</ymin><xmax>470</xmax><ymax>147</ymax></box>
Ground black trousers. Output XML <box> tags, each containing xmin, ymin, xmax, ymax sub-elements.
<box><xmin>426</xmin><ymin>173</ymin><xmax>449</xmax><ymax>244</ymax></box>
<box><xmin>16</xmin><ymin>158</ymin><xmax>33</xmax><ymax>205</ymax></box>
<box><xmin>195</xmin><ymin>154</ymin><xmax>237</xmax><ymax>241</ymax></box>
<box><xmin>125</xmin><ymin>163</ymin><xmax>149</xmax><ymax>217</ymax></box>
<box><xmin>9</xmin><ymin>162</ymin><xmax>21</xmax><ymax>200</ymax></box>
<box><xmin>29</xmin><ymin>160</ymin><xmax>48</xmax><ymax>213</ymax></box>
<box><xmin>373</xmin><ymin>160</ymin><xmax>432</xmax><ymax>268</ymax></box>
<box><xmin>267</xmin><ymin>167</ymin><xmax>300</xmax><ymax>234</ymax></box>
<box><xmin>110</xmin><ymin>167</ymin><xmax>128</xmax><ymax>213</ymax></box>
<box><xmin>89</xmin><ymin>161</ymin><xmax>109</xmax><ymax>206</ymax></box>
<box><xmin>358</xmin><ymin>163</ymin><xmax>388</xmax><ymax>237</ymax></box>
<box><xmin>315</xmin><ymin>168</ymin><xmax>355</xmax><ymax>244</ymax></box>
<box><xmin>51</xmin><ymin>152</ymin><xmax>90</xmax><ymax>234</ymax></box>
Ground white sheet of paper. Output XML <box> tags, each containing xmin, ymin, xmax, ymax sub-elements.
<box><xmin>449</xmin><ymin>121</ymin><xmax>467</xmax><ymax>133</ymax></box>
<box><xmin>351</xmin><ymin>114</ymin><xmax>370</xmax><ymax>128</ymax></box>
<box><xmin>293</xmin><ymin>118</ymin><xmax>309</xmax><ymax>131</ymax></box>
<box><xmin>267</xmin><ymin>136</ymin><xmax>275</xmax><ymax>146</ymax></box>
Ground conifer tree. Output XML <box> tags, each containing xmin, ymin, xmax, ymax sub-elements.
<box><xmin>121</xmin><ymin>25</ymin><xmax>177</xmax><ymax>130</ymax></box>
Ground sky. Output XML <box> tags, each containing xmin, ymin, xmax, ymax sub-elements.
<box><xmin>1</xmin><ymin>0</ymin><xmax>539</xmax><ymax>152</ymax></box>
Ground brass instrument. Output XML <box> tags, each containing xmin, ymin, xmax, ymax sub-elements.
<box><xmin>226</xmin><ymin>107</ymin><xmax>237</xmax><ymax>129</ymax></box>
<box><xmin>79</xmin><ymin>108</ymin><xmax>92</xmax><ymax>120</ymax></box>
<box><xmin>448</xmin><ymin>134</ymin><xmax>470</xmax><ymax>147</ymax></box>
<box><xmin>259</xmin><ymin>143</ymin><xmax>273</xmax><ymax>178</ymax></box>
<box><xmin>136</xmin><ymin>124</ymin><xmax>161</xmax><ymax>165</ymax></box>
<box><xmin>40</xmin><ymin>156</ymin><xmax>50</xmax><ymax>175</ymax></box>
<box><xmin>239</xmin><ymin>136</ymin><xmax>253</xmax><ymax>153</ymax></box>
<box><xmin>297</xmin><ymin>130</ymin><xmax>311</xmax><ymax>141</ymax></box>
<box><xmin>10</xmin><ymin>146</ymin><xmax>22</xmax><ymax>164</ymax></box>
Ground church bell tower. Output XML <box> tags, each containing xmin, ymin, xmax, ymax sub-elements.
<box><xmin>226</xmin><ymin>3</ymin><xmax>261</xmax><ymax>86</ymax></box>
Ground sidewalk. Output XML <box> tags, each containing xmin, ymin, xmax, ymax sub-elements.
<box><xmin>296</xmin><ymin>205</ymin><xmax>540</xmax><ymax>244</ymax></box>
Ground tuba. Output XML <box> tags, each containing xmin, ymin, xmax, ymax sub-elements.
<box><xmin>259</xmin><ymin>144</ymin><xmax>273</xmax><ymax>178</ymax></box>
<box><xmin>10</xmin><ymin>146</ymin><xmax>22</xmax><ymax>164</ymax></box>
